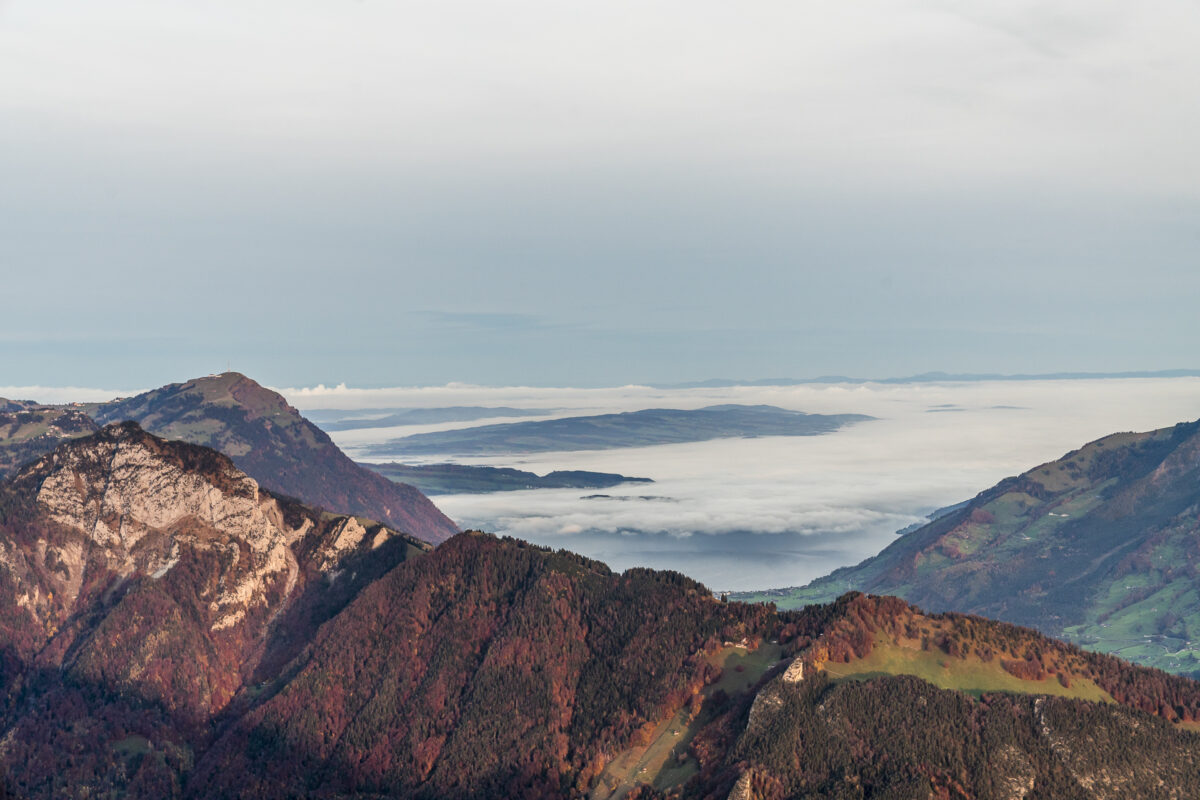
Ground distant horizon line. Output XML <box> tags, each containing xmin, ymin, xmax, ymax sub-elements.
<box><xmin>282</xmin><ymin>367</ymin><xmax>1200</xmax><ymax>397</ymax></box>
<box><xmin>650</xmin><ymin>368</ymin><xmax>1200</xmax><ymax>390</ymax></box>
<box><xmin>4</xmin><ymin>367</ymin><xmax>1200</xmax><ymax>407</ymax></box>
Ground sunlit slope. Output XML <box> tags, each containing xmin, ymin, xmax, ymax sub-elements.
<box><xmin>742</xmin><ymin>420</ymin><xmax>1200</xmax><ymax>674</ymax></box>
<box><xmin>91</xmin><ymin>373</ymin><xmax>459</xmax><ymax>543</ymax></box>
<box><xmin>719</xmin><ymin>593</ymin><xmax>1200</xmax><ymax>799</ymax></box>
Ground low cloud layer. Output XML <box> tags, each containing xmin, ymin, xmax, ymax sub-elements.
<box><xmin>314</xmin><ymin>377</ymin><xmax>1200</xmax><ymax>590</ymax></box>
<box><xmin>0</xmin><ymin>385</ymin><xmax>136</xmax><ymax>404</ymax></box>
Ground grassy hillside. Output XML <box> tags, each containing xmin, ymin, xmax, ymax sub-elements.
<box><xmin>824</xmin><ymin>638</ymin><xmax>1113</xmax><ymax>703</ymax></box>
<box><xmin>739</xmin><ymin>419</ymin><xmax>1200</xmax><ymax>675</ymax></box>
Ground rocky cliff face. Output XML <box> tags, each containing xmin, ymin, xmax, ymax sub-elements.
<box><xmin>91</xmin><ymin>373</ymin><xmax>458</xmax><ymax>544</ymax></box>
<box><xmin>0</xmin><ymin>425</ymin><xmax>429</xmax><ymax>796</ymax></box>
<box><xmin>30</xmin><ymin>423</ymin><xmax>299</xmax><ymax>630</ymax></box>
<box><xmin>5</xmin><ymin>423</ymin><xmax>311</xmax><ymax>644</ymax></box>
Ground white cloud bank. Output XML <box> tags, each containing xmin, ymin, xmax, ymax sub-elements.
<box><xmin>304</xmin><ymin>377</ymin><xmax>1200</xmax><ymax>590</ymax></box>
<box><xmin>0</xmin><ymin>385</ymin><xmax>136</xmax><ymax>404</ymax></box>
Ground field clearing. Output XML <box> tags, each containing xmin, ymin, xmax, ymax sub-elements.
<box><xmin>590</xmin><ymin>707</ymin><xmax>695</xmax><ymax>800</ymax></box>
<box><xmin>708</xmin><ymin>642</ymin><xmax>786</xmax><ymax>695</ymax></box>
<box><xmin>591</xmin><ymin>642</ymin><xmax>788</xmax><ymax>800</ymax></box>
<box><xmin>823</xmin><ymin>642</ymin><xmax>1114</xmax><ymax>704</ymax></box>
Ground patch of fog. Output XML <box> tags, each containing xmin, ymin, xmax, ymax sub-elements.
<box><xmin>296</xmin><ymin>378</ymin><xmax>1200</xmax><ymax>592</ymax></box>
<box><xmin>0</xmin><ymin>385</ymin><xmax>139</xmax><ymax>404</ymax></box>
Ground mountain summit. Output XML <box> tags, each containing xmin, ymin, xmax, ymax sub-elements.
<box><xmin>91</xmin><ymin>373</ymin><xmax>458</xmax><ymax>544</ymax></box>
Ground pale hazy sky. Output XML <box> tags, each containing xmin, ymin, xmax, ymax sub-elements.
<box><xmin>3</xmin><ymin>1</ymin><xmax>1198</xmax><ymax>388</ymax></box>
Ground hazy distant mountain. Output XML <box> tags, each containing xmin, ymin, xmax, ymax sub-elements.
<box><xmin>308</xmin><ymin>405</ymin><xmax>551</xmax><ymax>431</ymax></box>
<box><xmin>91</xmin><ymin>373</ymin><xmax>458</xmax><ymax>544</ymax></box>
<box><xmin>656</xmin><ymin>368</ymin><xmax>1200</xmax><ymax>388</ymax></box>
<box><xmin>740</xmin><ymin>417</ymin><xmax>1200</xmax><ymax>675</ymax></box>
<box><xmin>0</xmin><ymin>399</ymin><xmax>98</xmax><ymax>478</ymax></box>
<box><xmin>366</xmin><ymin>404</ymin><xmax>873</xmax><ymax>457</ymax></box>
<box><xmin>365</xmin><ymin>462</ymin><xmax>652</xmax><ymax>494</ymax></box>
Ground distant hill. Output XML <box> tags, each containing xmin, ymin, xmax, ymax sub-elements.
<box><xmin>739</xmin><ymin>418</ymin><xmax>1200</xmax><ymax>676</ymax></box>
<box><xmin>722</xmin><ymin>593</ymin><xmax>1200</xmax><ymax>800</ymax></box>
<box><xmin>0</xmin><ymin>399</ymin><xmax>98</xmax><ymax>478</ymax></box>
<box><xmin>365</xmin><ymin>404</ymin><xmax>873</xmax><ymax>457</ymax></box>
<box><xmin>656</xmin><ymin>368</ymin><xmax>1200</xmax><ymax>388</ymax></box>
<box><xmin>90</xmin><ymin>373</ymin><xmax>458</xmax><ymax>544</ymax></box>
<box><xmin>365</xmin><ymin>462</ymin><xmax>652</xmax><ymax>494</ymax></box>
<box><xmin>307</xmin><ymin>406</ymin><xmax>550</xmax><ymax>431</ymax></box>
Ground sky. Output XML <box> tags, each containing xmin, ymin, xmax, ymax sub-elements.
<box><xmin>2</xmin><ymin>1</ymin><xmax>1199</xmax><ymax>388</ymax></box>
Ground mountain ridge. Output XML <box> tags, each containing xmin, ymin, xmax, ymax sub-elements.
<box><xmin>88</xmin><ymin>373</ymin><xmax>459</xmax><ymax>544</ymax></box>
<box><xmin>1</xmin><ymin>421</ymin><xmax>1199</xmax><ymax>796</ymax></box>
<box><xmin>365</xmin><ymin>404</ymin><xmax>873</xmax><ymax>457</ymax></box>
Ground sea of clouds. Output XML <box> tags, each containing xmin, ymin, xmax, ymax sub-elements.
<box><xmin>8</xmin><ymin>377</ymin><xmax>1198</xmax><ymax>592</ymax></box>
<box><xmin>281</xmin><ymin>377</ymin><xmax>1200</xmax><ymax>592</ymax></box>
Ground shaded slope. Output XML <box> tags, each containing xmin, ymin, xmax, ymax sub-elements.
<box><xmin>91</xmin><ymin>373</ymin><xmax>458</xmax><ymax>544</ymax></box>
<box><xmin>724</xmin><ymin>675</ymin><xmax>1200</xmax><ymax>800</ymax></box>
<box><xmin>741</xmin><ymin>419</ymin><xmax>1200</xmax><ymax>674</ymax></box>
<box><xmin>193</xmin><ymin>532</ymin><xmax>772</xmax><ymax>799</ymax></box>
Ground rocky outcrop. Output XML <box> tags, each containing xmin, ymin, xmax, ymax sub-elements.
<box><xmin>727</xmin><ymin>770</ymin><xmax>754</xmax><ymax>800</ymax></box>
<box><xmin>9</xmin><ymin>423</ymin><xmax>301</xmax><ymax>635</ymax></box>
<box><xmin>0</xmin><ymin>423</ymin><xmax>428</xmax><ymax>689</ymax></box>
<box><xmin>92</xmin><ymin>373</ymin><xmax>459</xmax><ymax>544</ymax></box>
